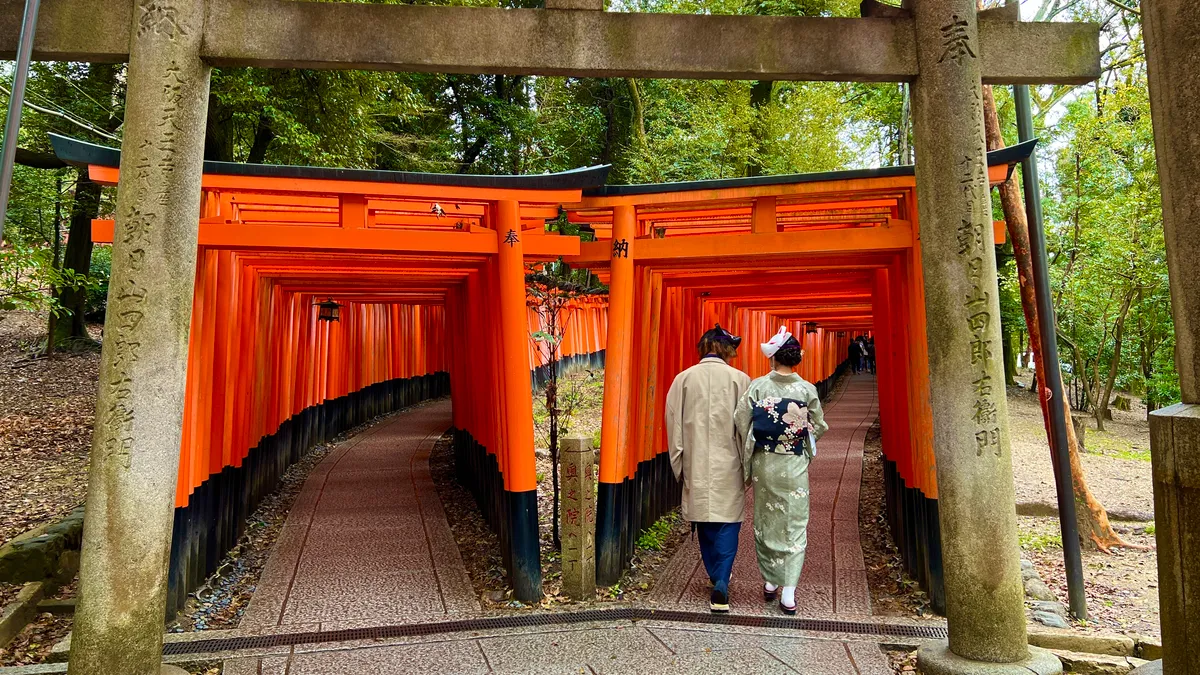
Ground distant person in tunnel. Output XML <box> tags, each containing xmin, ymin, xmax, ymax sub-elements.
<box><xmin>665</xmin><ymin>324</ymin><xmax>751</xmax><ymax>613</ymax></box>
<box><xmin>735</xmin><ymin>327</ymin><xmax>829</xmax><ymax>615</ymax></box>
<box><xmin>866</xmin><ymin>337</ymin><xmax>876</xmax><ymax>374</ymax></box>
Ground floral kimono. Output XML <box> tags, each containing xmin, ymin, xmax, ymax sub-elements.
<box><xmin>734</xmin><ymin>371</ymin><xmax>829</xmax><ymax>587</ymax></box>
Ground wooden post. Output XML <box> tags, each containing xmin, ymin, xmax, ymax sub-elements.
<box><xmin>560</xmin><ymin>433</ymin><xmax>596</xmax><ymax>600</ymax></box>
<box><xmin>596</xmin><ymin>204</ymin><xmax>636</xmax><ymax>584</ymax></box>
<box><xmin>751</xmin><ymin>196</ymin><xmax>778</xmax><ymax>234</ymax></box>
<box><xmin>496</xmin><ymin>199</ymin><xmax>541</xmax><ymax>602</ymax></box>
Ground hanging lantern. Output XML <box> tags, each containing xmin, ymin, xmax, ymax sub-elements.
<box><xmin>316</xmin><ymin>297</ymin><xmax>341</xmax><ymax>322</ymax></box>
<box><xmin>804</xmin><ymin>321</ymin><xmax>819</xmax><ymax>334</ymax></box>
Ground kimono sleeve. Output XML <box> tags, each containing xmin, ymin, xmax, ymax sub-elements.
<box><xmin>733</xmin><ymin>381</ymin><xmax>755</xmax><ymax>482</ymax></box>
<box><xmin>807</xmin><ymin>383</ymin><xmax>829</xmax><ymax>442</ymax></box>
<box><xmin>665</xmin><ymin>372</ymin><xmax>686</xmax><ymax>480</ymax></box>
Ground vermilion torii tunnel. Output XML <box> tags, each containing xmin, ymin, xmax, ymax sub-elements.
<box><xmin>52</xmin><ymin>133</ymin><xmax>1031</xmax><ymax>610</ymax></box>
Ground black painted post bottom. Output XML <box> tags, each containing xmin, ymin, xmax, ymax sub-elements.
<box><xmin>507</xmin><ymin>489</ymin><xmax>542</xmax><ymax>603</ymax></box>
<box><xmin>595</xmin><ymin>481</ymin><xmax>622</xmax><ymax>586</ymax></box>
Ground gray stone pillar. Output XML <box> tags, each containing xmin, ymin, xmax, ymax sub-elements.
<box><xmin>68</xmin><ymin>0</ymin><xmax>211</xmax><ymax>671</ymax></box>
<box><xmin>560</xmin><ymin>433</ymin><xmax>597</xmax><ymax>600</ymax></box>
<box><xmin>1143</xmin><ymin>1</ymin><xmax>1200</xmax><ymax>406</ymax></box>
<box><xmin>1142</xmin><ymin>5</ymin><xmax>1200</xmax><ymax>672</ymax></box>
<box><xmin>909</xmin><ymin>1</ymin><xmax>1057</xmax><ymax>672</ymax></box>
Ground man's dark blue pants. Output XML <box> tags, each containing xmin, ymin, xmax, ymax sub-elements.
<box><xmin>695</xmin><ymin>521</ymin><xmax>741</xmax><ymax>595</ymax></box>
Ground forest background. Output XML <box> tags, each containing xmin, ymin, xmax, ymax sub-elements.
<box><xmin>0</xmin><ymin>0</ymin><xmax>1177</xmax><ymax>417</ymax></box>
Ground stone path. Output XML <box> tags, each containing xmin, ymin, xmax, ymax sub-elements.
<box><xmin>649</xmin><ymin>373</ymin><xmax>879</xmax><ymax>616</ymax></box>
<box><xmin>220</xmin><ymin>619</ymin><xmax>894</xmax><ymax>674</ymax></box>
<box><xmin>220</xmin><ymin>380</ymin><xmax>893</xmax><ymax>673</ymax></box>
<box><xmin>238</xmin><ymin>399</ymin><xmax>479</xmax><ymax>631</ymax></box>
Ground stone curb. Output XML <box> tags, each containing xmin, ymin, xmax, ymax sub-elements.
<box><xmin>0</xmin><ymin>508</ymin><xmax>85</xmax><ymax>584</ymax></box>
<box><xmin>1028</xmin><ymin>628</ymin><xmax>1135</xmax><ymax>657</ymax></box>
<box><xmin>0</xmin><ymin>582</ymin><xmax>48</xmax><ymax>648</ymax></box>
<box><xmin>1050</xmin><ymin>648</ymin><xmax>1149</xmax><ymax>674</ymax></box>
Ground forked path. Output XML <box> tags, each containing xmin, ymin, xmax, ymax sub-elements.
<box><xmin>240</xmin><ymin>399</ymin><xmax>479</xmax><ymax>630</ymax></box>
<box><xmin>650</xmin><ymin>373</ymin><xmax>879</xmax><ymax>616</ymax></box>
<box><xmin>226</xmin><ymin>387</ymin><xmax>893</xmax><ymax>674</ymax></box>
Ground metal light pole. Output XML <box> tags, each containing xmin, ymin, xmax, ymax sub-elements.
<box><xmin>1014</xmin><ymin>83</ymin><xmax>1088</xmax><ymax>620</ymax></box>
<box><xmin>0</xmin><ymin>0</ymin><xmax>43</xmax><ymax>244</ymax></box>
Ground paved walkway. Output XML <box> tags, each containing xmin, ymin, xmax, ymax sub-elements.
<box><xmin>222</xmin><ymin>377</ymin><xmax>892</xmax><ymax>674</ymax></box>
<box><xmin>220</xmin><ymin>619</ymin><xmax>893</xmax><ymax>674</ymax></box>
<box><xmin>239</xmin><ymin>399</ymin><xmax>479</xmax><ymax>631</ymax></box>
<box><xmin>649</xmin><ymin>373</ymin><xmax>879</xmax><ymax>616</ymax></box>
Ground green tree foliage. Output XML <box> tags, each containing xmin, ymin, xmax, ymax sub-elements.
<box><xmin>1048</xmin><ymin>76</ymin><xmax>1174</xmax><ymax>418</ymax></box>
<box><xmin>0</xmin><ymin>62</ymin><xmax>121</xmax><ymax>345</ymax></box>
<box><xmin>0</xmin><ymin>0</ymin><xmax>1180</xmax><ymax>414</ymax></box>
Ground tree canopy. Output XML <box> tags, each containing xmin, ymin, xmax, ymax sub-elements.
<box><xmin>0</xmin><ymin>0</ymin><xmax>1177</xmax><ymax>409</ymax></box>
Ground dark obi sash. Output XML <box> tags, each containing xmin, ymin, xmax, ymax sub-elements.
<box><xmin>750</xmin><ymin>396</ymin><xmax>812</xmax><ymax>456</ymax></box>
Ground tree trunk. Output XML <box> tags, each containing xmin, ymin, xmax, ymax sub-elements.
<box><xmin>246</xmin><ymin>111</ymin><xmax>275</xmax><ymax>164</ymax></box>
<box><xmin>1002</xmin><ymin>323</ymin><xmax>1017</xmax><ymax>386</ymax></box>
<box><xmin>51</xmin><ymin>169</ymin><xmax>103</xmax><ymax>344</ymax></box>
<box><xmin>981</xmin><ymin>84</ymin><xmax>1142</xmax><ymax>553</ymax></box>
<box><xmin>746</xmin><ymin>80</ymin><xmax>774</xmax><ymax>177</ymax></box>
<box><xmin>1094</xmin><ymin>289</ymin><xmax>1135</xmax><ymax>430</ymax></box>
<box><xmin>626</xmin><ymin>78</ymin><xmax>647</xmax><ymax>151</ymax></box>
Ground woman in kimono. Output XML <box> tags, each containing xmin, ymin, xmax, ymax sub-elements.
<box><xmin>734</xmin><ymin>327</ymin><xmax>829</xmax><ymax>615</ymax></box>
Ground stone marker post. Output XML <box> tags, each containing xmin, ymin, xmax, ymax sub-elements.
<box><xmin>909</xmin><ymin>1</ymin><xmax>1058</xmax><ymax>672</ymax></box>
<box><xmin>560</xmin><ymin>433</ymin><xmax>597</xmax><ymax>600</ymax></box>
<box><xmin>68</xmin><ymin>0</ymin><xmax>211</xmax><ymax>672</ymax></box>
<box><xmin>1142</xmin><ymin>3</ymin><xmax>1200</xmax><ymax>672</ymax></box>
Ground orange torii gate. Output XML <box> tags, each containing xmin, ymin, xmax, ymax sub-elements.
<box><xmin>564</xmin><ymin>142</ymin><xmax>1030</xmax><ymax>607</ymax></box>
<box><xmin>54</xmin><ymin>134</ymin><xmax>1028</xmax><ymax>610</ymax></box>
<box><xmin>53</xmin><ymin>134</ymin><xmax>609</xmax><ymax>605</ymax></box>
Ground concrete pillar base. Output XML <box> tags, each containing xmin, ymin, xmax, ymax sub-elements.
<box><xmin>161</xmin><ymin>666</ymin><xmax>190</xmax><ymax>675</ymax></box>
<box><xmin>1129</xmin><ymin>660</ymin><xmax>1162</xmax><ymax>675</ymax></box>
<box><xmin>917</xmin><ymin>642</ymin><xmax>1062</xmax><ymax>675</ymax></box>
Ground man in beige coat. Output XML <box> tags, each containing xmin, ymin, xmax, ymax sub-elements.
<box><xmin>665</xmin><ymin>324</ymin><xmax>751</xmax><ymax>612</ymax></box>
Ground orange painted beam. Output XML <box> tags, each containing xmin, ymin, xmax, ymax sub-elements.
<box><xmin>92</xmin><ymin>219</ymin><xmax>579</xmax><ymax>257</ymax></box>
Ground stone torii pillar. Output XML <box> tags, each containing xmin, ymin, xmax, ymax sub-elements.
<box><xmin>68</xmin><ymin>0</ymin><xmax>211</xmax><ymax>672</ymax></box>
<box><xmin>909</xmin><ymin>1</ymin><xmax>1058</xmax><ymax>672</ymax></box>
<box><xmin>1141</xmin><ymin>2</ymin><xmax>1200</xmax><ymax>672</ymax></box>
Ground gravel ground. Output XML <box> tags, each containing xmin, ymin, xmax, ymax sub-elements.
<box><xmin>859</xmin><ymin>420</ymin><xmax>935</xmax><ymax>619</ymax></box>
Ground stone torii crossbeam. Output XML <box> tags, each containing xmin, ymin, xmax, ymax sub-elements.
<box><xmin>0</xmin><ymin>1</ymin><xmax>1101</xmax><ymax>673</ymax></box>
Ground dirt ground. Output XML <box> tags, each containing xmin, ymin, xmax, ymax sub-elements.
<box><xmin>0</xmin><ymin>311</ymin><xmax>99</xmax><ymax>546</ymax></box>
<box><xmin>858</xmin><ymin>421</ymin><xmax>935</xmax><ymax>620</ymax></box>
<box><xmin>870</xmin><ymin>370</ymin><xmax>1161</xmax><ymax>671</ymax></box>
<box><xmin>0</xmin><ymin>312</ymin><xmax>100</xmax><ymax>666</ymax></box>
<box><xmin>1007</xmin><ymin>371</ymin><xmax>1159</xmax><ymax>638</ymax></box>
<box><xmin>1007</xmin><ymin>372</ymin><xmax>1153</xmax><ymax>519</ymax></box>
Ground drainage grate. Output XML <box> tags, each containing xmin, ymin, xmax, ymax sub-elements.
<box><xmin>162</xmin><ymin>607</ymin><xmax>946</xmax><ymax>656</ymax></box>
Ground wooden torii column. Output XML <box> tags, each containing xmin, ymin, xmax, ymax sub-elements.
<box><xmin>0</xmin><ymin>1</ymin><xmax>1098</xmax><ymax>673</ymax></box>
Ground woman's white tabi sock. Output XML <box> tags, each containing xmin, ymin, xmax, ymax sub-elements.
<box><xmin>764</xmin><ymin>582</ymin><xmax>778</xmax><ymax>593</ymax></box>
<box><xmin>781</xmin><ymin>586</ymin><xmax>796</xmax><ymax>608</ymax></box>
